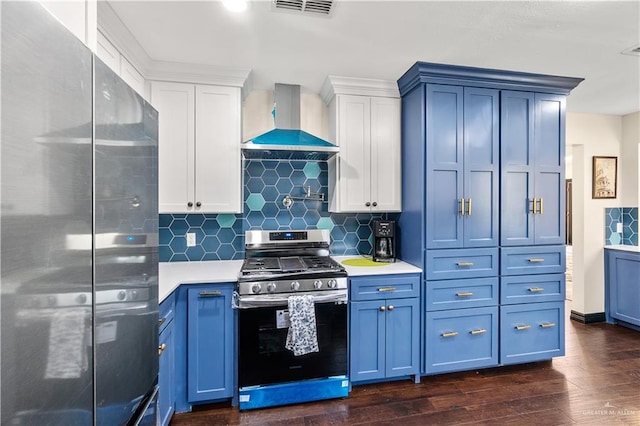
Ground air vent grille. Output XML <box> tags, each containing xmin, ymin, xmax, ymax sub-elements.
<box><xmin>273</xmin><ymin>0</ymin><xmax>334</xmax><ymax>15</ymax></box>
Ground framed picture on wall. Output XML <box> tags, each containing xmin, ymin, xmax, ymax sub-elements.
<box><xmin>592</xmin><ymin>156</ymin><xmax>617</xmax><ymax>199</ymax></box>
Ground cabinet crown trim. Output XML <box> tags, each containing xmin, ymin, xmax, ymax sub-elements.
<box><xmin>321</xmin><ymin>75</ymin><xmax>400</xmax><ymax>104</ymax></box>
<box><xmin>397</xmin><ymin>62</ymin><xmax>583</xmax><ymax>97</ymax></box>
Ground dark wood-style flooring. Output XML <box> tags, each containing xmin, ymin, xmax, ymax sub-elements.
<box><xmin>171</xmin><ymin>303</ymin><xmax>640</xmax><ymax>425</ymax></box>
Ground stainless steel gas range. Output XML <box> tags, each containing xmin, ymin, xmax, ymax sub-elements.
<box><xmin>236</xmin><ymin>230</ymin><xmax>349</xmax><ymax>410</ymax></box>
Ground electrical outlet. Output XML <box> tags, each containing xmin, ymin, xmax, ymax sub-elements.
<box><xmin>186</xmin><ymin>233</ymin><xmax>196</xmax><ymax>247</ymax></box>
<box><xmin>616</xmin><ymin>222</ymin><xmax>623</xmax><ymax>233</ymax></box>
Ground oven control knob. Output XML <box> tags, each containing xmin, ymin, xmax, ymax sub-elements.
<box><xmin>291</xmin><ymin>281</ymin><xmax>300</xmax><ymax>291</ymax></box>
<box><xmin>251</xmin><ymin>283</ymin><xmax>262</xmax><ymax>294</ymax></box>
<box><xmin>267</xmin><ymin>282</ymin><xmax>277</xmax><ymax>293</ymax></box>
<box><xmin>327</xmin><ymin>279</ymin><xmax>338</xmax><ymax>289</ymax></box>
<box><xmin>313</xmin><ymin>280</ymin><xmax>323</xmax><ymax>289</ymax></box>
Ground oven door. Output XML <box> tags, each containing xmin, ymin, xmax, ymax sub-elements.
<box><xmin>238</xmin><ymin>291</ymin><xmax>347</xmax><ymax>388</ymax></box>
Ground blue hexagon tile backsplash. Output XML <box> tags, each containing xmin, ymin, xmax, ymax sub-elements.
<box><xmin>159</xmin><ymin>160</ymin><xmax>398</xmax><ymax>262</ymax></box>
<box><xmin>604</xmin><ymin>207</ymin><xmax>638</xmax><ymax>246</ymax></box>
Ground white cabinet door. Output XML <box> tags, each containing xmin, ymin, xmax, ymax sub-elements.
<box><xmin>151</xmin><ymin>82</ymin><xmax>195</xmax><ymax>213</ymax></box>
<box><xmin>335</xmin><ymin>95</ymin><xmax>371</xmax><ymax>212</ymax></box>
<box><xmin>370</xmin><ymin>97</ymin><xmax>401</xmax><ymax>212</ymax></box>
<box><xmin>120</xmin><ymin>57</ymin><xmax>146</xmax><ymax>98</ymax></box>
<box><xmin>96</xmin><ymin>31</ymin><xmax>120</xmax><ymax>73</ymax></box>
<box><xmin>194</xmin><ymin>85</ymin><xmax>242</xmax><ymax>213</ymax></box>
<box><xmin>329</xmin><ymin>94</ymin><xmax>401</xmax><ymax>213</ymax></box>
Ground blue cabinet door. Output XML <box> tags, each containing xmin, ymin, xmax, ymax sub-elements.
<box><xmin>500</xmin><ymin>91</ymin><xmax>535</xmax><ymax>246</ymax></box>
<box><xmin>462</xmin><ymin>87</ymin><xmax>499</xmax><ymax>248</ymax></box>
<box><xmin>426</xmin><ymin>84</ymin><xmax>464</xmax><ymax>249</ymax></box>
<box><xmin>385</xmin><ymin>297</ymin><xmax>419</xmax><ymax>378</ymax></box>
<box><xmin>350</xmin><ymin>300</ymin><xmax>386</xmax><ymax>382</ymax></box>
<box><xmin>425</xmin><ymin>85</ymin><xmax>498</xmax><ymax>249</ymax></box>
<box><xmin>608</xmin><ymin>250</ymin><xmax>640</xmax><ymax>326</ymax></box>
<box><xmin>501</xmin><ymin>91</ymin><xmax>566</xmax><ymax>246</ymax></box>
<box><xmin>158</xmin><ymin>320</ymin><xmax>175</xmax><ymax>426</ymax></box>
<box><xmin>187</xmin><ymin>285</ymin><xmax>234</xmax><ymax>402</ymax></box>
<box><xmin>533</xmin><ymin>93</ymin><xmax>565</xmax><ymax>245</ymax></box>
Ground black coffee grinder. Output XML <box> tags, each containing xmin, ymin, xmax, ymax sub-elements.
<box><xmin>372</xmin><ymin>220</ymin><xmax>396</xmax><ymax>263</ymax></box>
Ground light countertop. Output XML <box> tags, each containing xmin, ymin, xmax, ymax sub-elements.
<box><xmin>604</xmin><ymin>245</ymin><xmax>640</xmax><ymax>253</ymax></box>
<box><xmin>159</xmin><ymin>257</ymin><xmax>422</xmax><ymax>302</ymax></box>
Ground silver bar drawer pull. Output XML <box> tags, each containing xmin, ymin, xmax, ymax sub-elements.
<box><xmin>441</xmin><ymin>331</ymin><xmax>458</xmax><ymax>338</ymax></box>
<box><xmin>527</xmin><ymin>258</ymin><xmax>545</xmax><ymax>263</ymax></box>
<box><xmin>528</xmin><ymin>287</ymin><xmax>545</xmax><ymax>293</ymax></box>
<box><xmin>470</xmin><ymin>329</ymin><xmax>487</xmax><ymax>335</ymax></box>
<box><xmin>515</xmin><ymin>324</ymin><xmax>531</xmax><ymax>331</ymax></box>
<box><xmin>456</xmin><ymin>262</ymin><xmax>474</xmax><ymax>267</ymax></box>
<box><xmin>158</xmin><ymin>317</ymin><xmax>166</xmax><ymax>326</ymax></box>
<box><xmin>199</xmin><ymin>291</ymin><xmax>222</xmax><ymax>297</ymax></box>
<box><xmin>540</xmin><ymin>322</ymin><xmax>556</xmax><ymax>328</ymax></box>
<box><xmin>377</xmin><ymin>287</ymin><xmax>396</xmax><ymax>293</ymax></box>
<box><xmin>456</xmin><ymin>292</ymin><xmax>473</xmax><ymax>297</ymax></box>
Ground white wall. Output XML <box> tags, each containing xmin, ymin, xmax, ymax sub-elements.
<box><xmin>567</xmin><ymin>113</ymin><xmax>623</xmax><ymax>315</ymax></box>
<box><xmin>243</xmin><ymin>89</ymin><xmax>328</xmax><ymax>141</ymax></box>
<box><xmin>620</xmin><ymin>112</ymin><xmax>640</xmax><ymax>206</ymax></box>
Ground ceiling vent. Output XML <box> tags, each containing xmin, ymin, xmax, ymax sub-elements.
<box><xmin>273</xmin><ymin>0</ymin><xmax>334</xmax><ymax>15</ymax></box>
<box><xmin>621</xmin><ymin>44</ymin><xmax>640</xmax><ymax>56</ymax></box>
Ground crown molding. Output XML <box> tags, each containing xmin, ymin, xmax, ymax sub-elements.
<box><xmin>321</xmin><ymin>75</ymin><xmax>400</xmax><ymax>104</ymax></box>
<box><xmin>97</xmin><ymin>1</ymin><xmax>252</xmax><ymax>98</ymax></box>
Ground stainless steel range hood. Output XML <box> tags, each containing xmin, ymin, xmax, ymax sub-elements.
<box><xmin>242</xmin><ymin>83</ymin><xmax>338</xmax><ymax>160</ymax></box>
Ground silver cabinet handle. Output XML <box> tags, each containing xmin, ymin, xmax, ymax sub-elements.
<box><xmin>377</xmin><ymin>287</ymin><xmax>396</xmax><ymax>292</ymax></box>
<box><xmin>528</xmin><ymin>287</ymin><xmax>545</xmax><ymax>293</ymax></box>
<box><xmin>456</xmin><ymin>292</ymin><xmax>473</xmax><ymax>297</ymax></box>
<box><xmin>441</xmin><ymin>331</ymin><xmax>458</xmax><ymax>338</ymax></box>
<box><xmin>456</xmin><ymin>262</ymin><xmax>474</xmax><ymax>267</ymax></box>
<box><xmin>515</xmin><ymin>324</ymin><xmax>531</xmax><ymax>331</ymax></box>
<box><xmin>199</xmin><ymin>291</ymin><xmax>222</xmax><ymax>297</ymax></box>
<box><xmin>540</xmin><ymin>322</ymin><xmax>556</xmax><ymax>328</ymax></box>
<box><xmin>470</xmin><ymin>329</ymin><xmax>486</xmax><ymax>335</ymax></box>
<box><xmin>387</xmin><ymin>305</ymin><xmax>394</xmax><ymax>311</ymax></box>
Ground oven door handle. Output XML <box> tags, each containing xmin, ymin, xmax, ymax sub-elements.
<box><xmin>235</xmin><ymin>290</ymin><xmax>347</xmax><ymax>309</ymax></box>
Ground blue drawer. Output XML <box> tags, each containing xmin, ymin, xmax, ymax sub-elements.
<box><xmin>500</xmin><ymin>245</ymin><xmax>566</xmax><ymax>276</ymax></box>
<box><xmin>500</xmin><ymin>274</ymin><xmax>565</xmax><ymax>304</ymax></box>
<box><xmin>426</xmin><ymin>277</ymin><xmax>498</xmax><ymax>311</ymax></box>
<box><xmin>425</xmin><ymin>306</ymin><xmax>498</xmax><ymax>374</ymax></box>
<box><xmin>425</xmin><ymin>248</ymin><xmax>499</xmax><ymax>281</ymax></box>
<box><xmin>159</xmin><ymin>292</ymin><xmax>175</xmax><ymax>334</ymax></box>
<box><xmin>500</xmin><ymin>301</ymin><xmax>565</xmax><ymax>365</ymax></box>
<box><xmin>349</xmin><ymin>274</ymin><xmax>420</xmax><ymax>301</ymax></box>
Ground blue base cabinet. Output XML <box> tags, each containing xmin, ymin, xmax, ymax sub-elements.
<box><xmin>500</xmin><ymin>301</ymin><xmax>565</xmax><ymax>365</ymax></box>
<box><xmin>349</xmin><ymin>275</ymin><xmax>420</xmax><ymax>383</ymax></box>
<box><xmin>605</xmin><ymin>249</ymin><xmax>640</xmax><ymax>330</ymax></box>
<box><xmin>158</xmin><ymin>293</ymin><xmax>176</xmax><ymax>426</ymax></box>
<box><xmin>425</xmin><ymin>306</ymin><xmax>498</xmax><ymax>374</ymax></box>
<box><xmin>187</xmin><ymin>284</ymin><xmax>235</xmax><ymax>403</ymax></box>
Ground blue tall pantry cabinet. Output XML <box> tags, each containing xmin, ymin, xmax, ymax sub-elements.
<box><xmin>397</xmin><ymin>62</ymin><xmax>582</xmax><ymax>375</ymax></box>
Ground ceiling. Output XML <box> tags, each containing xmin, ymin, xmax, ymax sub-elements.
<box><xmin>106</xmin><ymin>0</ymin><xmax>640</xmax><ymax>116</ymax></box>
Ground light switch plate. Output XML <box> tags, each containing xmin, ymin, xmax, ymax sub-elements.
<box><xmin>186</xmin><ymin>233</ymin><xmax>196</xmax><ymax>247</ymax></box>
<box><xmin>616</xmin><ymin>222</ymin><xmax>623</xmax><ymax>233</ymax></box>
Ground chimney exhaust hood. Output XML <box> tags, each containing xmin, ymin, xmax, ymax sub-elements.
<box><xmin>242</xmin><ymin>83</ymin><xmax>338</xmax><ymax>160</ymax></box>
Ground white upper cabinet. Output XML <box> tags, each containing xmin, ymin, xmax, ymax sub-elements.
<box><xmin>96</xmin><ymin>31</ymin><xmax>145</xmax><ymax>98</ymax></box>
<box><xmin>150</xmin><ymin>81</ymin><xmax>242</xmax><ymax>214</ymax></box>
<box><xmin>322</xmin><ymin>76</ymin><xmax>401</xmax><ymax>213</ymax></box>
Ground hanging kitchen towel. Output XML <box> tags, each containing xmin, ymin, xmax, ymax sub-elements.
<box><xmin>45</xmin><ymin>307</ymin><xmax>90</xmax><ymax>379</ymax></box>
<box><xmin>285</xmin><ymin>294</ymin><xmax>319</xmax><ymax>356</ymax></box>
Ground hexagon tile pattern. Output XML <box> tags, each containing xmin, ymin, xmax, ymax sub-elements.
<box><xmin>159</xmin><ymin>159</ymin><xmax>398</xmax><ymax>262</ymax></box>
<box><xmin>604</xmin><ymin>207</ymin><xmax>638</xmax><ymax>246</ymax></box>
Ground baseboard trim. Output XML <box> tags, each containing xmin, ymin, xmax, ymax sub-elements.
<box><xmin>570</xmin><ymin>310</ymin><xmax>606</xmax><ymax>324</ymax></box>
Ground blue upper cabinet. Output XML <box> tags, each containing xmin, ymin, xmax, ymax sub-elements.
<box><xmin>501</xmin><ymin>91</ymin><xmax>566</xmax><ymax>246</ymax></box>
<box><xmin>425</xmin><ymin>85</ymin><xmax>499</xmax><ymax>249</ymax></box>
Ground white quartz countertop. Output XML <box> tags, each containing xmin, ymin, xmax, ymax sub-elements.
<box><xmin>604</xmin><ymin>245</ymin><xmax>640</xmax><ymax>253</ymax></box>
<box><xmin>332</xmin><ymin>256</ymin><xmax>422</xmax><ymax>276</ymax></box>
<box><xmin>159</xmin><ymin>260</ymin><xmax>243</xmax><ymax>302</ymax></box>
<box><xmin>158</xmin><ymin>257</ymin><xmax>422</xmax><ymax>302</ymax></box>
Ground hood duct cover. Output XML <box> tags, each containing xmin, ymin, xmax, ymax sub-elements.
<box><xmin>242</xmin><ymin>83</ymin><xmax>338</xmax><ymax>160</ymax></box>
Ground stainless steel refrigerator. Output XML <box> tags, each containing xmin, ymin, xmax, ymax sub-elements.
<box><xmin>1</xmin><ymin>2</ymin><xmax>159</xmax><ymax>425</ymax></box>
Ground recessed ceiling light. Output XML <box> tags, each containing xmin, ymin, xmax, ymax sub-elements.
<box><xmin>223</xmin><ymin>0</ymin><xmax>248</xmax><ymax>13</ymax></box>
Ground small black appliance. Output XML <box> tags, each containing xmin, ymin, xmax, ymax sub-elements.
<box><xmin>372</xmin><ymin>220</ymin><xmax>396</xmax><ymax>263</ymax></box>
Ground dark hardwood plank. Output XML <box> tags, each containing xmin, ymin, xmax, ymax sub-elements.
<box><xmin>171</xmin><ymin>307</ymin><xmax>640</xmax><ymax>426</ymax></box>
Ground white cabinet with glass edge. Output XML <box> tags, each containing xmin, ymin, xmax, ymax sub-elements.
<box><xmin>322</xmin><ymin>76</ymin><xmax>401</xmax><ymax>213</ymax></box>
